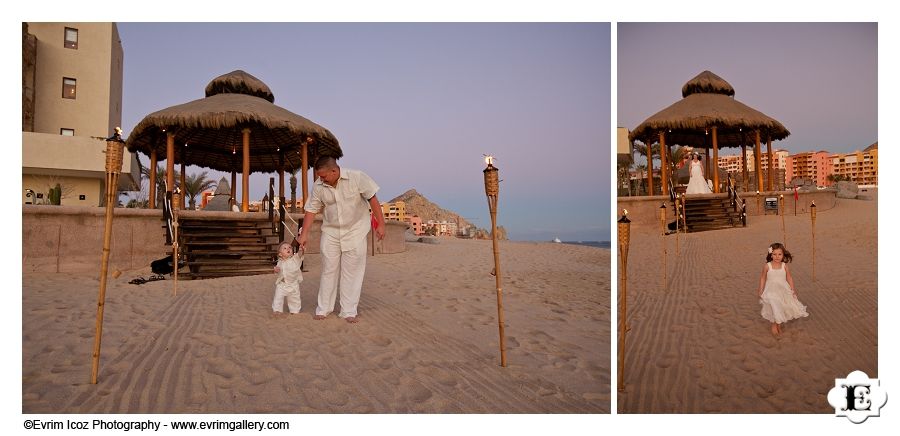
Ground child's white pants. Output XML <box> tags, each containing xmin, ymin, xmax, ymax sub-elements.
<box><xmin>273</xmin><ymin>283</ymin><xmax>302</xmax><ymax>313</ymax></box>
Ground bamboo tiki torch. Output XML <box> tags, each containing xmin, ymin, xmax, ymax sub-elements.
<box><xmin>172</xmin><ymin>188</ymin><xmax>181</xmax><ymax>296</ymax></box>
<box><xmin>617</xmin><ymin>209</ymin><xmax>631</xmax><ymax>392</ymax></box>
<box><xmin>659</xmin><ymin>203</ymin><xmax>667</xmax><ymax>291</ymax></box>
<box><xmin>91</xmin><ymin>128</ymin><xmax>125</xmax><ymax>384</ymax></box>
<box><xmin>675</xmin><ymin>194</ymin><xmax>681</xmax><ymax>253</ymax></box>
<box><xmin>780</xmin><ymin>194</ymin><xmax>786</xmax><ymax>245</ymax></box>
<box><xmin>811</xmin><ymin>201</ymin><xmax>817</xmax><ymax>281</ymax></box>
<box><xmin>483</xmin><ymin>155</ymin><xmax>507</xmax><ymax>367</ymax></box>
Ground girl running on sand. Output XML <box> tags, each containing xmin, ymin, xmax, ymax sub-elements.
<box><xmin>758</xmin><ymin>242</ymin><xmax>808</xmax><ymax>336</ymax></box>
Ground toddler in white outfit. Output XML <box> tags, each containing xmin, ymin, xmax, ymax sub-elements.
<box><xmin>273</xmin><ymin>241</ymin><xmax>303</xmax><ymax>315</ymax></box>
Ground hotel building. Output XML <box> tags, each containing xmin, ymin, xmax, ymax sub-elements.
<box><xmin>22</xmin><ymin>22</ymin><xmax>140</xmax><ymax>206</ymax></box>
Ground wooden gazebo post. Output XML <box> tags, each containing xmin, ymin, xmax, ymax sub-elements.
<box><xmin>290</xmin><ymin>173</ymin><xmax>297</xmax><ymax>213</ymax></box>
<box><xmin>645</xmin><ymin>141</ymin><xmax>654</xmax><ymax>196</ymax></box>
<box><xmin>766</xmin><ymin>133</ymin><xmax>774</xmax><ymax>191</ymax></box>
<box><xmin>230</xmin><ymin>171</ymin><xmax>237</xmax><ymax>209</ymax></box>
<box><xmin>166</xmin><ymin>132</ymin><xmax>175</xmax><ymax>199</ymax></box>
<box><xmin>741</xmin><ymin>132</ymin><xmax>749</xmax><ymax>192</ymax></box>
<box><xmin>149</xmin><ymin>149</ymin><xmax>157</xmax><ymax>209</ymax></box>
<box><xmin>755</xmin><ymin>131</ymin><xmax>764</xmax><ymax>193</ymax></box>
<box><xmin>242</xmin><ymin>128</ymin><xmax>250</xmax><ymax>212</ymax></box>
<box><xmin>301</xmin><ymin>137</ymin><xmax>310</xmax><ymax>207</ymax></box>
<box><xmin>712</xmin><ymin>127</ymin><xmax>720</xmax><ymax>193</ymax></box>
<box><xmin>659</xmin><ymin>132</ymin><xmax>668</xmax><ymax>196</ymax></box>
<box><xmin>279</xmin><ymin>152</ymin><xmax>285</xmax><ymax>200</ymax></box>
<box><xmin>180</xmin><ymin>160</ymin><xmax>186</xmax><ymax>209</ymax></box>
<box><xmin>705</xmin><ymin>141</ymin><xmax>711</xmax><ymax>181</ymax></box>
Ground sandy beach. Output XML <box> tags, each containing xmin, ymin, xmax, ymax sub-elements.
<box><xmin>22</xmin><ymin>238</ymin><xmax>609</xmax><ymax>413</ymax></box>
<box><xmin>618</xmin><ymin>196</ymin><xmax>877</xmax><ymax>413</ymax></box>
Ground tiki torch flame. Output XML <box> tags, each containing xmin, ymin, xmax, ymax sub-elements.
<box><xmin>484</xmin><ymin>154</ymin><xmax>495</xmax><ymax>167</ymax></box>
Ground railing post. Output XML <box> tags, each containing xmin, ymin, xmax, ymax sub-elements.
<box><xmin>742</xmin><ymin>199</ymin><xmax>747</xmax><ymax>227</ymax></box>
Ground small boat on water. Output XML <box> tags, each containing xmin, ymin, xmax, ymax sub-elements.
<box><xmin>553</xmin><ymin>237</ymin><xmax>562</xmax><ymax>243</ymax></box>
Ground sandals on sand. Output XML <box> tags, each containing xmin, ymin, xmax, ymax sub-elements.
<box><xmin>128</xmin><ymin>274</ymin><xmax>166</xmax><ymax>285</ymax></box>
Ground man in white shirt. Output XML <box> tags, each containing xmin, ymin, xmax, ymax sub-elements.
<box><xmin>297</xmin><ymin>157</ymin><xmax>386</xmax><ymax>323</ymax></box>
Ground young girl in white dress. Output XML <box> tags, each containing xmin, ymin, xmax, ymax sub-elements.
<box><xmin>685</xmin><ymin>153</ymin><xmax>712</xmax><ymax>194</ymax></box>
<box><xmin>757</xmin><ymin>242</ymin><xmax>808</xmax><ymax>336</ymax></box>
<box><xmin>272</xmin><ymin>241</ymin><xmax>304</xmax><ymax>316</ymax></box>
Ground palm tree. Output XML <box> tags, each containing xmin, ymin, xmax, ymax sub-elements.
<box><xmin>634</xmin><ymin>163</ymin><xmax>647</xmax><ymax>195</ymax></box>
<box><xmin>183</xmin><ymin>171</ymin><xmax>217</xmax><ymax>210</ymax></box>
<box><xmin>141</xmin><ymin>164</ymin><xmax>180</xmax><ymax>209</ymax></box>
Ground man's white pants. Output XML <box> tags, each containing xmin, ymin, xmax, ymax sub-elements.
<box><xmin>317</xmin><ymin>234</ymin><xmax>368</xmax><ymax>318</ymax></box>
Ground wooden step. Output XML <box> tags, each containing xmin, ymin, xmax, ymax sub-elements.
<box><xmin>181</xmin><ymin>234</ymin><xmax>273</xmax><ymax>240</ymax></box>
<box><xmin>178</xmin><ymin>269</ymin><xmax>272</xmax><ymax>279</ymax></box>
<box><xmin>185</xmin><ymin>241</ymin><xmax>277</xmax><ymax>246</ymax></box>
<box><xmin>187</xmin><ymin>258</ymin><xmax>275</xmax><ymax>266</ymax></box>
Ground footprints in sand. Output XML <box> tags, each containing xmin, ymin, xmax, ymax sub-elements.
<box><xmin>655</xmin><ymin>352</ymin><xmax>678</xmax><ymax>369</ymax></box>
<box><xmin>368</xmin><ymin>334</ymin><xmax>393</xmax><ymax>347</ymax></box>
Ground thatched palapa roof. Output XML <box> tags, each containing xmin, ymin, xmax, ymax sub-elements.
<box><xmin>126</xmin><ymin>70</ymin><xmax>341</xmax><ymax>173</ymax></box>
<box><xmin>630</xmin><ymin>70</ymin><xmax>789</xmax><ymax>148</ymax></box>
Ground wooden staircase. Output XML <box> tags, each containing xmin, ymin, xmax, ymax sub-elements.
<box><xmin>177</xmin><ymin>216</ymin><xmax>280</xmax><ymax>279</ymax></box>
<box><xmin>678</xmin><ymin>194</ymin><xmax>744</xmax><ymax>233</ymax></box>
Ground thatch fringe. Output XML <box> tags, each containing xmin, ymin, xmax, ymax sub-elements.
<box><xmin>125</xmin><ymin>92</ymin><xmax>340</xmax><ymax>173</ymax></box>
<box><xmin>630</xmin><ymin>75</ymin><xmax>789</xmax><ymax>147</ymax></box>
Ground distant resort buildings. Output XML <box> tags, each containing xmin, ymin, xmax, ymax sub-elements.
<box><xmin>379</xmin><ymin>200</ymin><xmax>474</xmax><ymax>237</ymax></box>
<box><xmin>22</xmin><ymin>22</ymin><xmax>140</xmax><ymax>206</ymax></box>
<box><xmin>620</xmin><ymin>128</ymin><xmax>877</xmax><ymax>193</ymax></box>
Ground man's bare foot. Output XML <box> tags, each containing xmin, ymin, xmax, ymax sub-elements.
<box><xmin>771</xmin><ymin>324</ymin><xmax>779</xmax><ymax>336</ymax></box>
<box><xmin>345</xmin><ymin>316</ymin><xmax>360</xmax><ymax>323</ymax></box>
<box><xmin>313</xmin><ymin>314</ymin><xmax>327</xmax><ymax>320</ymax></box>
<box><xmin>776</xmin><ymin>324</ymin><xmax>783</xmax><ymax>334</ymax></box>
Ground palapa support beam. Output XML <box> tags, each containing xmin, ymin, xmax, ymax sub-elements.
<box><xmin>166</xmin><ymin>131</ymin><xmax>175</xmax><ymax>203</ymax></box>
<box><xmin>302</xmin><ymin>136</ymin><xmax>311</xmax><ymax>207</ymax></box>
<box><xmin>755</xmin><ymin>131</ymin><xmax>763</xmax><ymax>193</ymax></box>
<box><xmin>712</xmin><ymin>127</ymin><xmax>720</xmax><ymax>193</ymax></box>
<box><xmin>741</xmin><ymin>133</ymin><xmax>749</xmax><ymax>193</ymax></box>
<box><xmin>279</xmin><ymin>152</ymin><xmax>285</xmax><ymax>200</ymax></box>
<box><xmin>242</xmin><ymin>128</ymin><xmax>250</xmax><ymax>212</ymax></box>
<box><xmin>180</xmin><ymin>160</ymin><xmax>186</xmax><ymax>209</ymax></box>
<box><xmin>149</xmin><ymin>149</ymin><xmax>157</xmax><ymax>209</ymax></box>
<box><xmin>91</xmin><ymin>129</ymin><xmax>126</xmax><ymax>384</ymax></box>
<box><xmin>659</xmin><ymin>132</ymin><xmax>668</xmax><ymax>196</ymax></box>
<box><xmin>231</xmin><ymin>171</ymin><xmax>237</xmax><ymax>209</ymax></box>
<box><xmin>766</xmin><ymin>134</ymin><xmax>774</xmax><ymax>191</ymax></box>
<box><xmin>645</xmin><ymin>142</ymin><xmax>654</xmax><ymax>196</ymax></box>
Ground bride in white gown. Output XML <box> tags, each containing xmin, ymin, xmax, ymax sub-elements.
<box><xmin>685</xmin><ymin>153</ymin><xmax>712</xmax><ymax>194</ymax></box>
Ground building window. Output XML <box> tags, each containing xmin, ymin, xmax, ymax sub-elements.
<box><xmin>65</xmin><ymin>27</ymin><xmax>78</xmax><ymax>49</ymax></box>
<box><xmin>63</xmin><ymin>78</ymin><xmax>76</xmax><ymax>99</ymax></box>
<box><xmin>60</xmin><ymin>128</ymin><xmax>74</xmax><ymax>136</ymax></box>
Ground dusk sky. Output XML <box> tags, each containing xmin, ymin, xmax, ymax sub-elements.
<box><xmin>117</xmin><ymin>23</ymin><xmax>611</xmax><ymax>242</ymax></box>
<box><xmin>618</xmin><ymin>23</ymin><xmax>877</xmax><ymax>161</ymax></box>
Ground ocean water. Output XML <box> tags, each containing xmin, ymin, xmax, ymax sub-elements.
<box><xmin>561</xmin><ymin>240</ymin><xmax>610</xmax><ymax>249</ymax></box>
